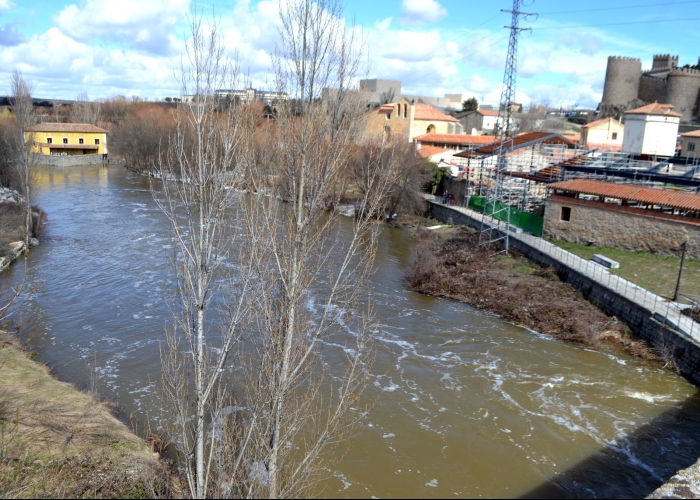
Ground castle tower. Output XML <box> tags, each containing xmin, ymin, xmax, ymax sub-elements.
<box><xmin>666</xmin><ymin>68</ymin><xmax>700</xmax><ymax>122</ymax></box>
<box><xmin>601</xmin><ymin>56</ymin><xmax>642</xmax><ymax>107</ymax></box>
<box><xmin>652</xmin><ymin>54</ymin><xmax>679</xmax><ymax>71</ymax></box>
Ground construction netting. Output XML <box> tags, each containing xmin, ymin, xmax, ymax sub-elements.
<box><xmin>467</xmin><ymin>196</ymin><xmax>544</xmax><ymax>237</ymax></box>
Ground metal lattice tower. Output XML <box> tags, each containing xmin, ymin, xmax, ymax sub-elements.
<box><xmin>479</xmin><ymin>0</ymin><xmax>536</xmax><ymax>254</ymax></box>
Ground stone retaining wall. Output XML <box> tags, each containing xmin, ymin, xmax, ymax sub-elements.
<box><xmin>544</xmin><ymin>196</ymin><xmax>700</xmax><ymax>260</ymax></box>
<box><xmin>34</xmin><ymin>154</ymin><xmax>107</xmax><ymax>167</ymax></box>
<box><xmin>429</xmin><ymin>201</ymin><xmax>700</xmax><ymax>386</ymax></box>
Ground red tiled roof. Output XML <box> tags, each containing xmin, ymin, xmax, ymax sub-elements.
<box><xmin>413</xmin><ymin>103</ymin><xmax>458</xmax><ymax>122</ymax></box>
<box><xmin>548</xmin><ymin>179</ymin><xmax>700</xmax><ymax>211</ymax></box>
<box><xmin>413</xmin><ymin>133</ymin><xmax>495</xmax><ymax>145</ymax></box>
<box><xmin>28</xmin><ymin>122</ymin><xmax>108</xmax><ymax>133</ymax></box>
<box><xmin>625</xmin><ymin>102</ymin><xmax>681</xmax><ymax>117</ymax></box>
<box><xmin>586</xmin><ymin>142</ymin><xmax>622</xmax><ymax>152</ymax></box>
<box><xmin>454</xmin><ymin>132</ymin><xmax>575</xmax><ymax>157</ymax></box>
<box><xmin>682</xmin><ymin>130</ymin><xmax>700</xmax><ymax>138</ymax></box>
<box><xmin>477</xmin><ymin>110</ymin><xmax>499</xmax><ymax>116</ymax></box>
<box><xmin>417</xmin><ymin>146</ymin><xmax>452</xmax><ymax>158</ymax></box>
<box><xmin>581</xmin><ymin>117</ymin><xmax>623</xmax><ymax>129</ymax></box>
<box><xmin>378</xmin><ymin>104</ymin><xmax>394</xmax><ymax>112</ymax></box>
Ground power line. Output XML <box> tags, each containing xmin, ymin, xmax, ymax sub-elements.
<box><xmin>401</xmin><ymin>32</ymin><xmax>510</xmax><ymax>86</ymax></box>
<box><xmin>539</xmin><ymin>0</ymin><xmax>700</xmax><ymax>15</ymax></box>
<box><xmin>535</xmin><ymin>17</ymin><xmax>700</xmax><ymax>30</ymax></box>
<box><xmin>394</xmin><ymin>13</ymin><xmax>504</xmax><ymax>83</ymax></box>
<box><xmin>400</xmin><ymin>30</ymin><xmax>508</xmax><ymax>87</ymax></box>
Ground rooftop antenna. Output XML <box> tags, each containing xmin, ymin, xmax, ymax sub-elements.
<box><xmin>479</xmin><ymin>0</ymin><xmax>536</xmax><ymax>254</ymax></box>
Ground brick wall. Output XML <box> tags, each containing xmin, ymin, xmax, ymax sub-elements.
<box><xmin>544</xmin><ymin>196</ymin><xmax>700</xmax><ymax>259</ymax></box>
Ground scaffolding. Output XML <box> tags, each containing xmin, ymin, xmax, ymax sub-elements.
<box><xmin>479</xmin><ymin>0</ymin><xmax>537</xmax><ymax>254</ymax></box>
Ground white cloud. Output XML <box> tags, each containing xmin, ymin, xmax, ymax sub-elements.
<box><xmin>0</xmin><ymin>0</ymin><xmax>12</xmax><ymax>10</ymax></box>
<box><xmin>399</xmin><ymin>0</ymin><xmax>447</xmax><ymax>26</ymax></box>
<box><xmin>53</xmin><ymin>0</ymin><xmax>190</xmax><ymax>55</ymax></box>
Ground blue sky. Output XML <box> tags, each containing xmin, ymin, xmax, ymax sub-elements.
<box><xmin>0</xmin><ymin>0</ymin><xmax>699</xmax><ymax>107</ymax></box>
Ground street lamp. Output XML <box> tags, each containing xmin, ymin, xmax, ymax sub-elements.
<box><xmin>673</xmin><ymin>240</ymin><xmax>689</xmax><ymax>302</ymax></box>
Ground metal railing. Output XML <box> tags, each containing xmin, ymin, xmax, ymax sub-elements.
<box><xmin>425</xmin><ymin>194</ymin><xmax>700</xmax><ymax>343</ymax></box>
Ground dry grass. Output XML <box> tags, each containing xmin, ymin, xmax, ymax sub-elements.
<box><xmin>0</xmin><ymin>334</ymin><xmax>177</xmax><ymax>498</ymax></box>
<box><xmin>406</xmin><ymin>228</ymin><xmax>658</xmax><ymax>361</ymax></box>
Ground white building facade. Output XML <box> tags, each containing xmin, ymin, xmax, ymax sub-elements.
<box><xmin>622</xmin><ymin>103</ymin><xmax>680</xmax><ymax>157</ymax></box>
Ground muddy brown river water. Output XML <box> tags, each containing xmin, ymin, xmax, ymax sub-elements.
<box><xmin>9</xmin><ymin>164</ymin><xmax>700</xmax><ymax>498</ymax></box>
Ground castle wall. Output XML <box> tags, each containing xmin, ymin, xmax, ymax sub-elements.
<box><xmin>639</xmin><ymin>75</ymin><xmax>668</xmax><ymax>103</ymax></box>
<box><xmin>666</xmin><ymin>69</ymin><xmax>700</xmax><ymax>122</ymax></box>
<box><xmin>601</xmin><ymin>56</ymin><xmax>642</xmax><ymax>107</ymax></box>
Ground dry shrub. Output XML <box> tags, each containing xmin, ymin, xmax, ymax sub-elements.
<box><xmin>682</xmin><ymin>304</ymin><xmax>700</xmax><ymax>323</ymax></box>
<box><xmin>406</xmin><ymin>228</ymin><xmax>659</xmax><ymax>361</ymax></box>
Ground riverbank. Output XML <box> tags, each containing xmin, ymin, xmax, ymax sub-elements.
<box><xmin>406</xmin><ymin>226</ymin><xmax>664</xmax><ymax>363</ymax></box>
<box><xmin>0</xmin><ymin>330</ymin><xmax>174</xmax><ymax>498</ymax></box>
<box><xmin>0</xmin><ymin>183</ymin><xmax>177</xmax><ymax>498</ymax></box>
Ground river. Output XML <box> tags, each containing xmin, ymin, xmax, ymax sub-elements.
<box><xmin>8</xmin><ymin>163</ymin><xmax>700</xmax><ymax>498</ymax></box>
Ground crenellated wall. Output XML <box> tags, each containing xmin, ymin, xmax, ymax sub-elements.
<box><xmin>602</xmin><ymin>54</ymin><xmax>700</xmax><ymax>123</ymax></box>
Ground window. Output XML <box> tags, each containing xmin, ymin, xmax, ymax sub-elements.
<box><xmin>611</xmin><ymin>132</ymin><xmax>618</xmax><ymax>140</ymax></box>
<box><xmin>79</xmin><ymin>138</ymin><xmax>84</xmax><ymax>145</ymax></box>
<box><xmin>46</xmin><ymin>137</ymin><xmax>53</xmax><ymax>144</ymax></box>
<box><xmin>385</xmin><ymin>113</ymin><xmax>391</xmax><ymax>120</ymax></box>
<box><xmin>427</xmin><ymin>124</ymin><xmax>436</xmax><ymax>133</ymax></box>
<box><xmin>95</xmin><ymin>138</ymin><xmax>100</xmax><ymax>145</ymax></box>
<box><xmin>689</xmin><ymin>142</ymin><xmax>696</xmax><ymax>152</ymax></box>
<box><xmin>62</xmin><ymin>138</ymin><xmax>68</xmax><ymax>144</ymax></box>
<box><xmin>560</xmin><ymin>206</ymin><xmax>571</xmax><ymax>222</ymax></box>
<box><xmin>403</xmin><ymin>103</ymin><xmax>407</xmax><ymax>118</ymax></box>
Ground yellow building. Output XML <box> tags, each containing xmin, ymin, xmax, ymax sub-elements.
<box><xmin>25</xmin><ymin>122</ymin><xmax>108</xmax><ymax>156</ymax></box>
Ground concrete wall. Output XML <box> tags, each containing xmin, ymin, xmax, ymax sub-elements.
<box><xmin>581</xmin><ymin>118</ymin><xmax>624</xmax><ymax>148</ymax></box>
<box><xmin>543</xmin><ymin>196</ymin><xmax>700</xmax><ymax>259</ymax></box>
<box><xmin>601</xmin><ymin>56</ymin><xmax>642</xmax><ymax>106</ymax></box>
<box><xmin>359</xmin><ymin>79</ymin><xmax>401</xmax><ymax>104</ymax></box>
<box><xmin>428</xmin><ymin>201</ymin><xmax>700</xmax><ymax>387</ymax></box>
<box><xmin>33</xmin><ymin>154</ymin><xmax>107</xmax><ymax>167</ymax></box>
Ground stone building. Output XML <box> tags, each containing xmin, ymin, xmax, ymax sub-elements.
<box><xmin>544</xmin><ymin>179</ymin><xmax>700</xmax><ymax>259</ymax></box>
<box><xmin>600</xmin><ymin>54</ymin><xmax>700</xmax><ymax>123</ymax></box>
<box><xmin>364</xmin><ymin>99</ymin><xmax>461</xmax><ymax>142</ymax></box>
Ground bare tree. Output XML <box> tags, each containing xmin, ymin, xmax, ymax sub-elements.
<box><xmin>154</xmin><ymin>16</ymin><xmax>255</xmax><ymax>500</ymax></box>
<box><xmin>235</xmin><ymin>1</ymin><xmax>395</xmax><ymax>497</ymax></box>
<box><xmin>10</xmin><ymin>70</ymin><xmax>35</xmax><ymax>249</ymax></box>
<box><xmin>71</xmin><ymin>92</ymin><xmax>101</xmax><ymax>124</ymax></box>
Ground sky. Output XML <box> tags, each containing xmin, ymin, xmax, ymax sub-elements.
<box><xmin>0</xmin><ymin>0</ymin><xmax>699</xmax><ymax>108</ymax></box>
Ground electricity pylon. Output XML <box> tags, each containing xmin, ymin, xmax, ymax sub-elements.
<box><xmin>479</xmin><ymin>0</ymin><xmax>536</xmax><ymax>254</ymax></box>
